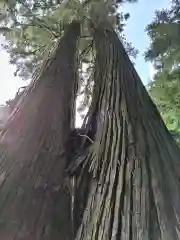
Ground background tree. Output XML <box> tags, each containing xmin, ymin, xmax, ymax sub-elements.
<box><xmin>146</xmin><ymin>0</ymin><xmax>180</xmax><ymax>141</ymax></box>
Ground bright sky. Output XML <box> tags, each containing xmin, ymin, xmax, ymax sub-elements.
<box><xmin>0</xmin><ymin>0</ymin><xmax>170</xmax><ymax>105</ymax></box>
<box><xmin>123</xmin><ymin>0</ymin><xmax>170</xmax><ymax>83</ymax></box>
<box><xmin>0</xmin><ymin>37</ymin><xmax>25</xmax><ymax>104</ymax></box>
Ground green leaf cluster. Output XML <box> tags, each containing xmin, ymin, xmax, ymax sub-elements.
<box><xmin>0</xmin><ymin>0</ymin><xmax>138</xmax><ymax>79</ymax></box>
<box><xmin>146</xmin><ymin>0</ymin><xmax>180</xmax><ymax>144</ymax></box>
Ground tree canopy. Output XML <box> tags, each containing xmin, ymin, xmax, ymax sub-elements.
<box><xmin>0</xmin><ymin>0</ymin><xmax>138</xmax><ymax>80</ymax></box>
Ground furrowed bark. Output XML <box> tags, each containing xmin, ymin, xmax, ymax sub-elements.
<box><xmin>74</xmin><ymin>26</ymin><xmax>180</xmax><ymax>240</ymax></box>
<box><xmin>0</xmin><ymin>21</ymin><xmax>80</xmax><ymax>240</ymax></box>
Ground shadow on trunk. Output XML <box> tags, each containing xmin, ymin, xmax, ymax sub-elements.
<box><xmin>72</xmin><ymin>26</ymin><xmax>180</xmax><ymax>240</ymax></box>
<box><xmin>0</xmin><ymin>21</ymin><xmax>80</xmax><ymax>240</ymax></box>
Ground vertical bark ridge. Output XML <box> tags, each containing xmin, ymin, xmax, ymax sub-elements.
<box><xmin>0</xmin><ymin>21</ymin><xmax>80</xmax><ymax>240</ymax></box>
<box><xmin>75</xmin><ymin>26</ymin><xmax>180</xmax><ymax>239</ymax></box>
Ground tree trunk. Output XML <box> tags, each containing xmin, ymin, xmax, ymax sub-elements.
<box><xmin>0</xmin><ymin>21</ymin><xmax>80</xmax><ymax>240</ymax></box>
<box><xmin>74</xmin><ymin>27</ymin><xmax>180</xmax><ymax>240</ymax></box>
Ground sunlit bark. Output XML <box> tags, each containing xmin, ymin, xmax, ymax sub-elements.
<box><xmin>0</xmin><ymin>21</ymin><xmax>80</xmax><ymax>240</ymax></box>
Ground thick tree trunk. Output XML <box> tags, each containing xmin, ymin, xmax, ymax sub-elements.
<box><xmin>74</xmin><ymin>27</ymin><xmax>180</xmax><ymax>239</ymax></box>
<box><xmin>0</xmin><ymin>21</ymin><xmax>80</xmax><ymax>240</ymax></box>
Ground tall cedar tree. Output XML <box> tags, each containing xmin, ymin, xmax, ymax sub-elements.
<box><xmin>0</xmin><ymin>21</ymin><xmax>80</xmax><ymax>240</ymax></box>
<box><xmin>71</xmin><ymin>25</ymin><xmax>180</xmax><ymax>240</ymax></box>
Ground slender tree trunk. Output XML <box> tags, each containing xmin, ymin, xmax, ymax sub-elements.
<box><xmin>0</xmin><ymin>21</ymin><xmax>80</xmax><ymax>240</ymax></box>
<box><xmin>74</xmin><ymin>27</ymin><xmax>180</xmax><ymax>240</ymax></box>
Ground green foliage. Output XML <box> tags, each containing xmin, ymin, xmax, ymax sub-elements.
<box><xmin>146</xmin><ymin>0</ymin><xmax>180</xmax><ymax>144</ymax></box>
<box><xmin>0</xmin><ymin>0</ymin><xmax>64</xmax><ymax>79</ymax></box>
<box><xmin>145</xmin><ymin>0</ymin><xmax>180</xmax><ymax>70</ymax></box>
<box><xmin>0</xmin><ymin>0</ymin><xmax>138</xmax><ymax>79</ymax></box>
<box><xmin>149</xmin><ymin>71</ymin><xmax>180</xmax><ymax>133</ymax></box>
<box><xmin>170</xmin><ymin>130</ymin><xmax>180</xmax><ymax>145</ymax></box>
